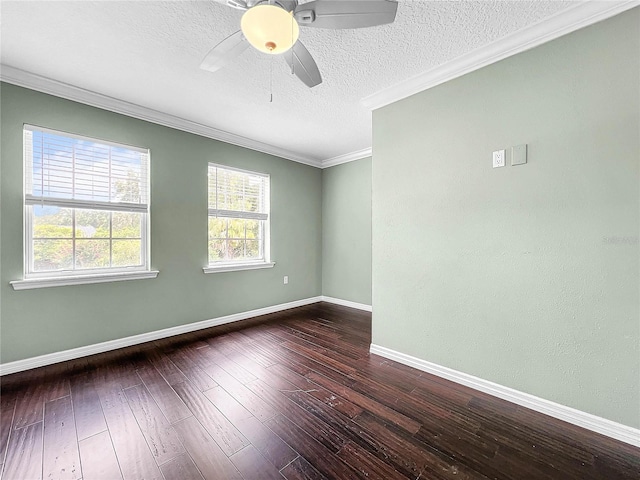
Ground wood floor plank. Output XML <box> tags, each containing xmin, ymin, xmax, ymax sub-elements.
<box><xmin>43</xmin><ymin>396</ymin><xmax>82</xmax><ymax>480</ymax></box>
<box><xmin>203</xmin><ymin>363</ymin><xmax>277</xmax><ymax>422</ymax></box>
<box><xmin>354</xmin><ymin>411</ymin><xmax>490</xmax><ymax>480</ymax></box>
<box><xmin>44</xmin><ymin>377</ymin><xmax>71</xmax><ymax>403</ymax></box>
<box><xmin>203</xmin><ymin>386</ymin><xmax>254</xmax><ymax>424</ymax></box>
<box><xmin>123</xmin><ymin>383</ymin><xmax>186</xmax><ymax>465</ymax></box>
<box><xmin>229</xmin><ymin>445</ymin><xmax>284</xmax><ymax>480</ymax></box>
<box><xmin>168</xmin><ymin>350</ymin><xmax>218</xmax><ymax>391</ymax></box>
<box><xmin>336</xmin><ymin>441</ymin><xmax>408</xmax><ymax>480</ymax></box>
<box><xmin>280</xmin><ymin>456</ymin><xmax>328</xmax><ymax>480</ymax></box>
<box><xmin>2</xmin><ymin>422</ymin><xmax>43</xmax><ymax>480</ymax></box>
<box><xmin>0</xmin><ymin>394</ymin><xmax>17</xmax><ymax>465</ymax></box>
<box><xmin>268</xmin><ymin>363</ymin><xmax>363</xmax><ymax>419</ymax></box>
<box><xmin>173</xmin><ymin>416</ymin><xmax>243</xmax><ymax>480</ymax></box>
<box><xmin>69</xmin><ymin>373</ymin><xmax>107</xmax><ymax>441</ymax></box>
<box><xmin>172</xmin><ymin>381</ymin><xmax>249</xmax><ymax>456</ymax></box>
<box><xmin>266</xmin><ymin>414</ymin><xmax>361</xmax><ymax>480</ymax></box>
<box><xmin>159</xmin><ymin>453</ymin><xmax>205</xmax><ymax>480</ymax></box>
<box><xmin>78</xmin><ymin>431</ymin><xmax>123</xmax><ymax>480</ymax></box>
<box><xmin>214</xmin><ymin>356</ymin><xmax>258</xmax><ymax>385</ymax></box>
<box><xmin>136</xmin><ymin>366</ymin><xmax>192</xmax><ymax>423</ymax></box>
<box><xmin>246</xmin><ymin>379</ymin><xmax>347</xmax><ymax>453</ymax></box>
<box><xmin>222</xmin><ymin>332</ymin><xmax>276</xmax><ymax>368</ymax></box>
<box><xmin>280</xmin><ymin>341</ymin><xmax>357</xmax><ymax>377</ymax></box>
<box><xmin>97</xmin><ymin>385</ymin><xmax>163</xmax><ymax>480</ymax></box>
<box><xmin>305</xmin><ymin>372</ymin><xmax>421</xmax><ymax>434</ymax></box>
<box><xmin>145</xmin><ymin>349</ymin><xmax>188</xmax><ymax>386</ymax></box>
<box><xmin>235</xmin><ymin>415</ymin><xmax>298</xmax><ymax>470</ymax></box>
<box><xmin>12</xmin><ymin>382</ymin><xmax>46</xmax><ymax>429</ymax></box>
<box><xmin>268</xmin><ymin>345</ymin><xmax>357</xmax><ymax>388</ymax></box>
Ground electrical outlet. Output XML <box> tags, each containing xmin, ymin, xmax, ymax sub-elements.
<box><xmin>493</xmin><ymin>149</ymin><xmax>506</xmax><ymax>168</ymax></box>
<box><xmin>283</xmin><ymin>276</ymin><xmax>289</xmax><ymax>285</ymax></box>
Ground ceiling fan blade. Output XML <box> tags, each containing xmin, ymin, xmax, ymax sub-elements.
<box><xmin>212</xmin><ymin>0</ymin><xmax>248</xmax><ymax>10</ymax></box>
<box><xmin>294</xmin><ymin>0</ymin><xmax>398</xmax><ymax>29</ymax></box>
<box><xmin>284</xmin><ymin>41</ymin><xmax>322</xmax><ymax>88</ymax></box>
<box><xmin>200</xmin><ymin>30</ymin><xmax>249</xmax><ymax>73</ymax></box>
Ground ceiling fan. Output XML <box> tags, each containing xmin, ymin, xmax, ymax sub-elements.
<box><xmin>201</xmin><ymin>0</ymin><xmax>398</xmax><ymax>88</ymax></box>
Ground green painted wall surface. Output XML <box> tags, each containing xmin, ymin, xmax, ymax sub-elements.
<box><xmin>372</xmin><ymin>10</ymin><xmax>639</xmax><ymax>428</ymax></box>
<box><xmin>322</xmin><ymin>158</ymin><xmax>372</xmax><ymax>305</ymax></box>
<box><xmin>0</xmin><ymin>83</ymin><xmax>322</xmax><ymax>363</ymax></box>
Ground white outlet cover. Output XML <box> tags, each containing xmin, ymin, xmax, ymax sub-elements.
<box><xmin>511</xmin><ymin>144</ymin><xmax>527</xmax><ymax>166</ymax></box>
<box><xmin>493</xmin><ymin>149</ymin><xmax>506</xmax><ymax>168</ymax></box>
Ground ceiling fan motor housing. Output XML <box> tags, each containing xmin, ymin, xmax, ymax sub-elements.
<box><xmin>248</xmin><ymin>0</ymin><xmax>297</xmax><ymax>12</ymax></box>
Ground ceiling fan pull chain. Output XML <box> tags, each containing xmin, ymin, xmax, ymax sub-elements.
<box><xmin>270</xmin><ymin>55</ymin><xmax>274</xmax><ymax>103</ymax></box>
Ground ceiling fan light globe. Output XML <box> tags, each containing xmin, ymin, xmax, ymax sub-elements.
<box><xmin>241</xmin><ymin>4</ymin><xmax>300</xmax><ymax>55</ymax></box>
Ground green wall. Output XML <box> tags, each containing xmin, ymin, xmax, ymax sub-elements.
<box><xmin>0</xmin><ymin>83</ymin><xmax>322</xmax><ymax>364</ymax></box>
<box><xmin>372</xmin><ymin>9</ymin><xmax>639</xmax><ymax>428</ymax></box>
<box><xmin>322</xmin><ymin>158</ymin><xmax>372</xmax><ymax>306</ymax></box>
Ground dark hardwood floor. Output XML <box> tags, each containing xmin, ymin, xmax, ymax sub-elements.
<box><xmin>1</xmin><ymin>302</ymin><xmax>638</xmax><ymax>479</ymax></box>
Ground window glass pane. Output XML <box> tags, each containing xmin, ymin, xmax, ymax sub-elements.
<box><xmin>227</xmin><ymin>218</ymin><xmax>245</xmax><ymax>240</ymax></box>
<box><xmin>246</xmin><ymin>240</ymin><xmax>260</xmax><ymax>259</ymax></box>
<box><xmin>245</xmin><ymin>219</ymin><xmax>260</xmax><ymax>240</ymax></box>
<box><xmin>75</xmin><ymin>209</ymin><xmax>110</xmax><ymax>238</ymax></box>
<box><xmin>75</xmin><ymin>239</ymin><xmax>110</xmax><ymax>269</ymax></box>
<box><xmin>33</xmin><ymin>239</ymin><xmax>73</xmax><ymax>271</ymax></box>
<box><xmin>112</xmin><ymin>239</ymin><xmax>142</xmax><ymax>267</ymax></box>
<box><xmin>33</xmin><ymin>206</ymin><xmax>72</xmax><ymax>238</ymax></box>
<box><xmin>208</xmin><ymin>217</ymin><xmax>227</xmax><ymax>240</ymax></box>
<box><xmin>229</xmin><ymin>239</ymin><xmax>245</xmax><ymax>259</ymax></box>
<box><xmin>209</xmin><ymin>238</ymin><xmax>226</xmax><ymax>263</ymax></box>
<box><xmin>112</xmin><ymin>212</ymin><xmax>142</xmax><ymax>238</ymax></box>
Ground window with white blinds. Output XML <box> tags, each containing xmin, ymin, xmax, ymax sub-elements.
<box><xmin>208</xmin><ymin>163</ymin><xmax>270</xmax><ymax>265</ymax></box>
<box><xmin>23</xmin><ymin>125</ymin><xmax>151</xmax><ymax>277</ymax></box>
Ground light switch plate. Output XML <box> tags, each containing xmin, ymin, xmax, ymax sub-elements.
<box><xmin>493</xmin><ymin>150</ymin><xmax>506</xmax><ymax>168</ymax></box>
<box><xmin>512</xmin><ymin>144</ymin><xmax>527</xmax><ymax>166</ymax></box>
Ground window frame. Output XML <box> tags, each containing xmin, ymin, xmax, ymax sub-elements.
<box><xmin>204</xmin><ymin>162</ymin><xmax>274</xmax><ymax>274</ymax></box>
<box><xmin>11</xmin><ymin>125</ymin><xmax>157</xmax><ymax>290</ymax></box>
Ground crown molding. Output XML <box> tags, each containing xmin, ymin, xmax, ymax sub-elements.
<box><xmin>0</xmin><ymin>65</ymin><xmax>323</xmax><ymax>168</ymax></box>
<box><xmin>362</xmin><ymin>1</ymin><xmax>640</xmax><ymax>110</ymax></box>
<box><xmin>321</xmin><ymin>147</ymin><xmax>372</xmax><ymax>168</ymax></box>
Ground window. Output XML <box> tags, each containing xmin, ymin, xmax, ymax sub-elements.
<box><xmin>205</xmin><ymin>163</ymin><xmax>273</xmax><ymax>273</ymax></box>
<box><xmin>13</xmin><ymin>125</ymin><xmax>156</xmax><ymax>289</ymax></box>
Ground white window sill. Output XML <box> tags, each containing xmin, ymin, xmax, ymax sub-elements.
<box><xmin>203</xmin><ymin>262</ymin><xmax>275</xmax><ymax>274</ymax></box>
<box><xmin>10</xmin><ymin>270</ymin><xmax>159</xmax><ymax>290</ymax></box>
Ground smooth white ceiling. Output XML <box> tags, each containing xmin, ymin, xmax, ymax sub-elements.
<box><xmin>1</xmin><ymin>0</ymin><xmax>574</xmax><ymax>163</ymax></box>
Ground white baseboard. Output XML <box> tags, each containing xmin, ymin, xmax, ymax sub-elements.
<box><xmin>0</xmin><ymin>296</ymin><xmax>322</xmax><ymax>376</ymax></box>
<box><xmin>321</xmin><ymin>296</ymin><xmax>372</xmax><ymax>312</ymax></box>
<box><xmin>370</xmin><ymin>344</ymin><xmax>640</xmax><ymax>447</ymax></box>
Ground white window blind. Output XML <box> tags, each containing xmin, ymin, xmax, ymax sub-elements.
<box><xmin>208</xmin><ymin>164</ymin><xmax>268</xmax><ymax>220</ymax></box>
<box><xmin>24</xmin><ymin>125</ymin><xmax>149</xmax><ymax>212</ymax></box>
<box><xmin>208</xmin><ymin>163</ymin><xmax>270</xmax><ymax>265</ymax></box>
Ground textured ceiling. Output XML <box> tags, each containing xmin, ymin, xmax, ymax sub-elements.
<box><xmin>1</xmin><ymin>0</ymin><xmax>574</xmax><ymax>163</ymax></box>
